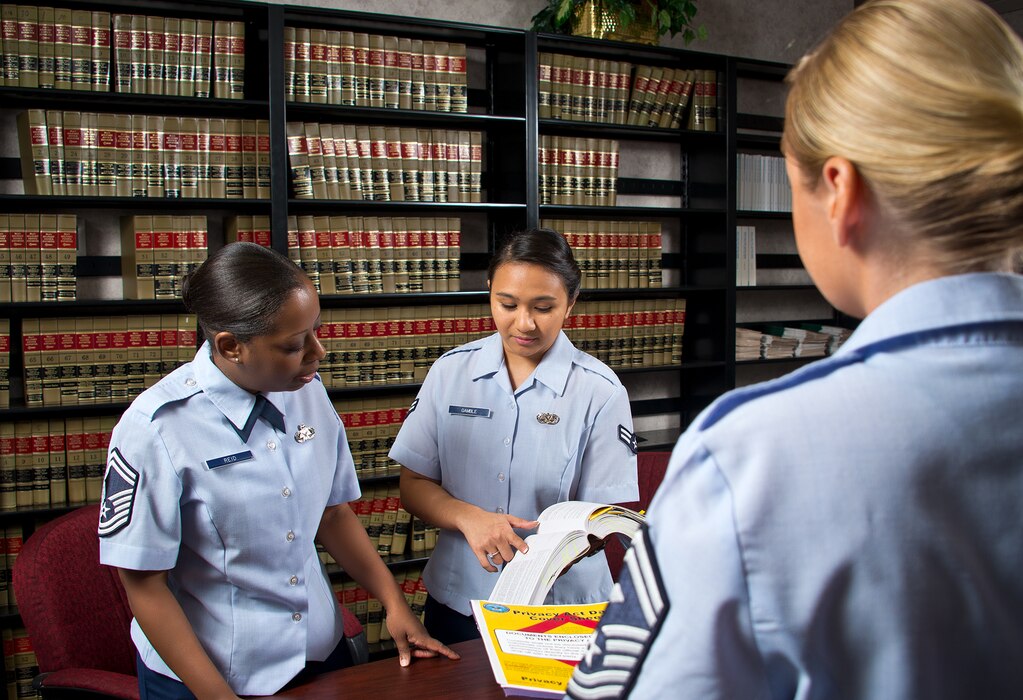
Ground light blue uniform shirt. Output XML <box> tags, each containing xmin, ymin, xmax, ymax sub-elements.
<box><xmin>389</xmin><ymin>331</ymin><xmax>638</xmax><ymax>616</ymax></box>
<box><xmin>568</xmin><ymin>273</ymin><xmax>1023</xmax><ymax>699</ymax></box>
<box><xmin>98</xmin><ymin>342</ymin><xmax>360</xmax><ymax>696</ymax></box>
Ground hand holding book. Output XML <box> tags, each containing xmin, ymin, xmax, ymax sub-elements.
<box><xmin>489</xmin><ymin>501</ymin><xmax>645</xmax><ymax>605</ymax></box>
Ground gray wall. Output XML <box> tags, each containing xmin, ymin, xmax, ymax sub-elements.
<box><xmin>246</xmin><ymin>0</ymin><xmax>854</xmax><ymax>64</ymax></box>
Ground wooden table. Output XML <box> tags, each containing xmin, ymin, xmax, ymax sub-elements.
<box><xmin>275</xmin><ymin>640</ymin><xmax>508</xmax><ymax>699</ymax></box>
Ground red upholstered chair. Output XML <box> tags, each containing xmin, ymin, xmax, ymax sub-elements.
<box><xmin>13</xmin><ymin>504</ymin><xmax>367</xmax><ymax>700</ymax></box>
<box><xmin>606</xmin><ymin>451</ymin><xmax>672</xmax><ymax>581</ymax></box>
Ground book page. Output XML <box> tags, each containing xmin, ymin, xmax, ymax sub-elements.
<box><xmin>489</xmin><ymin>530</ymin><xmax>579</xmax><ymax>604</ymax></box>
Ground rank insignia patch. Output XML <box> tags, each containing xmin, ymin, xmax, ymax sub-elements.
<box><xmin>566</xmin><ymin>526</ymin><xmax>669</xmax><ymax>699</ymax></box>
<box><xmin>98</xmin><ymin>448</ymin><xmax>140</xmax><ymax>537</ymax></box>
<box><xmin>618</xmin><ymin>424</ymin><xmax>638</xmax><ymax>454</ymax></box>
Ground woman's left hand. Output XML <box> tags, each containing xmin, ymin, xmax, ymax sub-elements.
<box><xmin>385</xmin><ymin>605</ymin><xmax>462</xmax><ymax>667</ymax></box>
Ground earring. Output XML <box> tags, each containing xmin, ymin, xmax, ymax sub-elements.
<box><xmin>233</xmin><ymin>358</ymin><xmax>240</xmax><ymax>363</ymax></box>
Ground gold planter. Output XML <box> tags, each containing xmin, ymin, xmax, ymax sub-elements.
<box><xmin>572</xmin><ymin>1</ymin><xmax>659</xmax><ymax>45</ymax></box>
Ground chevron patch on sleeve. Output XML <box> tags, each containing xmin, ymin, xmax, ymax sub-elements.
<box><xmin>618</xmin><ymin>424</ymin><xmax>638</xmax><ymax>454</ymax></box>
<box><xmin>98</xmin><ymin>448</ymin><xmax>140</xmax><ymax>537</ymax></box>
<box><xmin>566</xmin><ymin>525</ymin><xmax>669</xmax><ymax>699</ymax></box>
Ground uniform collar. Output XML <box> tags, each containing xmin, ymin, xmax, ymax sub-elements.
<box><xmin>473</xmin><ymin>331</ymin><xmax>574</xmax><ymax>396</ymax></box>
<box><xmin>191</xmin><ymin>341</ymin><xmax>288</xmax><ymax>438</ymax></box>
<box><xmin>836</xmin><ymin>272</ymin><xmax>1023</xmax><ymax>357</ymax></box>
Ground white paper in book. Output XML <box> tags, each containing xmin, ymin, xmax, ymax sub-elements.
<box><xmin>488</xmin><ymin>500</ymin><xmax>644</xmax><ymax>606</ymax></box>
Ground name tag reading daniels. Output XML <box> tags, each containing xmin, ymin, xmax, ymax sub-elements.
<box><xmin>448</xmin><ymin>405</ymin><xmax>493</xmax><ymax>418</ymax></box>
<box><xmin>206</xmin><ymin>451</ymin><xmax>254</xmax><ymax>469</ymax></box>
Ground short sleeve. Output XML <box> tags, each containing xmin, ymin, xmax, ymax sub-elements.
<box><xmin>98</xmin><ymin>408</ymin><xmax>184</xmax><ymax>571</ymax></box>
<box><xmin>569</xmin><ymin>432</ymin><xmax>769</xmax><ymax>698</ymax></box>
<box><xmin>574</xmin><ymin>384</ymin><xmax>639</xmax><ymax>504</ymax></box>
<box><xmin>387</xmin><ymin>366</ymin><xmax>442</xmax><ymax>478</ymax></box>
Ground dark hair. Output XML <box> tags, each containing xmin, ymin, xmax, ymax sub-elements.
<box><xmin>488</xmin><ymin>228</ymin><xmax>581</xmax><ymax>300</ymax></box>
<box><xmin>182</xmin><ymin>242</ymin><xmax>310</xmax><ymax>343</ymax></box>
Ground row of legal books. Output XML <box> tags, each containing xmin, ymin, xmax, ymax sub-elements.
<box><xmin>0</xmin><ymin>7</ymin><xmax>245</xmax><ymax>98</ymax></box>
<box><xmin>284</xmin><ymin>27</ymin><xmax>466</xmax><ymax>112</ymax></box>
<box><xmin>564</xmin><ymin>299</ymin><xmax>686</xmax><ymax>368</ymax></box>
<box><xmin>3</xmin><ymin>627</ymin><xmax>40</xmax><ymax>700</ymax></box>
<box><xmin>226</xmin><ymin>214</ymin><xmax>271</xmax><ymax>248</ymax></box>
<box><xmin>112</xmin><ymin>14</ymin><xmax>244</xmax><ymax>98</ymax></box>
<box><xmin>737</xmin><ymin>153</ymin><xmax>791</xmax><ymax>212</ymax></box>
<box><xmin>0</xmin><ymin>5</ymin><xmax>110</xmax><ymax>91</ymax></box>
<box><xmin>539</xmin><ymin>52</ymin><xmax>717</xmax><ymax>131</ymax></box>
<box><xmin>0</xmin><ymin>321</ymin><xmax>8</xmax><ymax>409</ymax></box>
<box><xmin>335</xmin><ymin>395</ymin><xmax>412</xmax><ymax>480</ymax></box>
<box><xmin>287</xmin><ymin>215</ymin><xmax>461</xmax><ymax>295</ymax></box>
<box><xmin>538</xmin><ymin>135</ymin><xmax>619</xmax><ymax>206</ymax></box>
<box><xmin>348</xmin><ymin>485</ymin><xmax>426</xmax><ymax>558</ymax></box>
<box><xmin>543</xmin><ymin>218</ymin><xmax>663</xmax><ymax>289</ymax></box>
<box><xmin>736</xmin><ymin>225</ymin><xmax>757</xmax><ymax>287</ymax></box>
<box><xmin>313</xmin><ymin>304</ymin><xmax>496</xmax><ymax>388</ymax></box>
<box><xmin>287</xmin><ymin>122</ymin><xmax>483</xmax><ymax>202</ymax></box>
<box><xmin>0</xmin><ymin>417</ymin><xmax>115</xmax><ymax>512</ymax></box>
<box><xmin>21</xmin><ymin>314</ymin><xmax>196</xmax><ymax>408</ymax></box>
<box><xmin>0</xmin><ymin>526</ymin><xmax>22</xmax><ymax>608</ymax></box>
<box><xmin>735</xmin><ymin>324</ymin><xmax>851</xmax><ymax>361</ymax></box>
<box><xmin>0</xmin><ymin>213</ymin><xmax>76</xmax><ymax>303</ymax></box>
<box><xmin>333</xmin><ymin>568</ymin><xmax>430</xmax><ymax>645</ymax></box>
<box><xmin>17</xmin><ymin>109</ymin><xmax>271</xmax><ymax>198</ymax></box>
<box><xmin>120</xmin><ymin>215</ymin><xmax>208</xmax><ymax>300</ymax></box>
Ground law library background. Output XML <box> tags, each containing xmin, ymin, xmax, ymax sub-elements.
<box><xmin>0</xmin><ymin>0</ymin><xmax>847</xmax><ymax>695</ymax></box>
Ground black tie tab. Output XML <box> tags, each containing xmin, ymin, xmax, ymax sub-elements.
<box><xmin>233</xmin><ymin>394</ymin><xmax>286</xmax><ymax>442</ymax></box>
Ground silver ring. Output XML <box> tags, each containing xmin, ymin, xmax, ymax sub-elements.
<box><xmin>486</xmin><ymin>551</ymin><xmax>500</xmax><ymax>563</ymax></box>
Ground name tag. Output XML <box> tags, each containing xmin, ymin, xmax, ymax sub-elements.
<box><xmin>448</xmin><ymin>405</ymin><xmax>492</xmax><ymax>419</ymax></box>
<box><xmin>206</xmin><ymin>451</ymin><xmax>254</xmax><ymax>469</ymax></box>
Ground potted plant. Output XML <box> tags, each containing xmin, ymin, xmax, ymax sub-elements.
<box><xmin>531</xmin><ymin>0</ymin><xmax>704</xmax><ymax>45</ymax></box>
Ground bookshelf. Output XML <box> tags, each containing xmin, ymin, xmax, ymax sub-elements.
<box><xmin>0</xmin><ymin>0</ymin><xmax>846</xmax><ymax>680</ymax></box>
<box><xmin>533</xmin><ymin>32</ymin><xmax>731</xmax><ymax>447</ymax></box>
<box><xmin>730</xmin><ymin>57</ymin><xmax>850</xmax><ymax>386</ymax></box>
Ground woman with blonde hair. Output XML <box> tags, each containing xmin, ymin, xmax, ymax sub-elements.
<box><xmin>567</xmin><ymin>0</ymin><xmax>1023</xmax><ymax>697</ymax></box>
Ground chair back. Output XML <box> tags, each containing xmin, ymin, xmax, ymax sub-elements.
<box><xmin>12</xmin><ymin>504</ymin><xmax>136</xmax><ymax>677</ymax></box>
<box><xmin>606</xmin><ymin>451</ymin><xmax>672</xmax><ymax>580</ymax></box>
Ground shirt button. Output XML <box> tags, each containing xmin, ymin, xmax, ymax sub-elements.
<box><xmin>497</xmin><ymin>473</ymin><xmax>505</xmax><ymax>482</ymax></box>
<box><xmin>185</xmin><ymin>378</ymin><xmax>196</xmax><ymax>387</ymax></box>
<box><xmin>292</xmin><ymin>612</ymin><xmax>302</xmax><ymax>622</ymax></box>
<box><xmin>286</xmin><ymin>530</ymin><xmax>295</xmax><ymax>542</ymax></box>
<box><xmin>289</xmin><ymin>575</ymin><xmax>298</xmax><ymax>586</ymax></box>
<box><xmin>503</xmin><ymin>437</ymin><xmax>511</xmax><ymax>446</ymax></box>
<box><xmin>267</xmin><ymin>440</ymin><xmax>277</xmax><ymax>451</ymax></box>
<box><xmin>282</xmin><ymin>487</ymin><xmax>291</xmax><ymax>498</ymax></box>
<box><xmin>496</xmin><ymin>507</ymin><xmax>504</xmax><ymax>514</ymax></box>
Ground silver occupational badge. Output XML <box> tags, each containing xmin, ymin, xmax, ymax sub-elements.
<box><xmin>536</xmin><ymin>412</ymin><xmax>560</xmax><ymax>425</ymax></box>
<box><xmin>294</xmin><ymin>424</ymin><xmax>316</xmax><ymax>443</ymax></box>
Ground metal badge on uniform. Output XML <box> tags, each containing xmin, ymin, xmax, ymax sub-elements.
<box><xmin>205</xmin><ymin>451</ymin><xmax>254</xmax><ymax>469</ymax></box>
<box><xmin>98</xmin><ymin>448</ymin><xmax>139</xmax><ymax>538</ymax></box>
<box><xmin>618</xmin><ymin>424</ymin><xmax>638</xmax><ymax>454</ymax></box>
<box><xmin>294</xmin><ymin>424</ymin><xmax>316</xmax><ymax>443</ymax></box>
<box><xmin>448</xmin><ymin>405</ymin><xmax>492</xmax><ymax>418</ymax></box>
<box><xmin>536</xmin><ymin>412</ymin><xmax>560</xmax><ymax>425</ymax></box>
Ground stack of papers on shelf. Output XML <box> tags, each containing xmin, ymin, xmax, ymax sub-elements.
<box><xmin>809</xmin><ymin>324</ymin><xmax>854</xmax><ymax>355</ymax></box>
<box><xmin>760</xmin><ymin>331</ymin><xmax>799</xmax><ymax>359</ymax></box>
<box><xmin>779</xmin><ymin>326</ymin><xmax>830</xmax><ymax>358</ymax></box>
<box><xmin>735</xmin><ymin>327</ymin><xmax>763</xmax><ymax>361</ymax></box>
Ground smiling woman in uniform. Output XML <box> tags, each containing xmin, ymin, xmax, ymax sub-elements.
<box><xmin>390</xmin><ymin>228</ymin><xmax>639</xmax><ymax>644</ymax></box>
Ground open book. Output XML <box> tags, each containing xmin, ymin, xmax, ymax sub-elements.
<box><xmin>471</xmin><ymin>599</ymin><xmax>608</xmax><ymax>698</ymax></box>
<box><xmin>488</xmin><ymin>501</ymin><xmax>645</xmax><ymax>606</ymax></box>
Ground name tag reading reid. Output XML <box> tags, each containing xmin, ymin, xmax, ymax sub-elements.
<box><xmin>206</xmin><ymin>451</ymin><xmax>254</xmax><ymax>469</ymax></box>
<box><xmin>448</xmin><ymin>405</ymin><xmax>493</xmax><ymax>418</ymax></box>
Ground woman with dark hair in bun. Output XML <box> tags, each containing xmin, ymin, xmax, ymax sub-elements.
<box><xmin>99</xmin><ymin>242</ymin><xmax>456</xmax><ymax>700</ymax></box>
<box><xmin>392</xmin><ymin>228</ymin><xmax>639</xmax><ymax>644</ymax></box>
